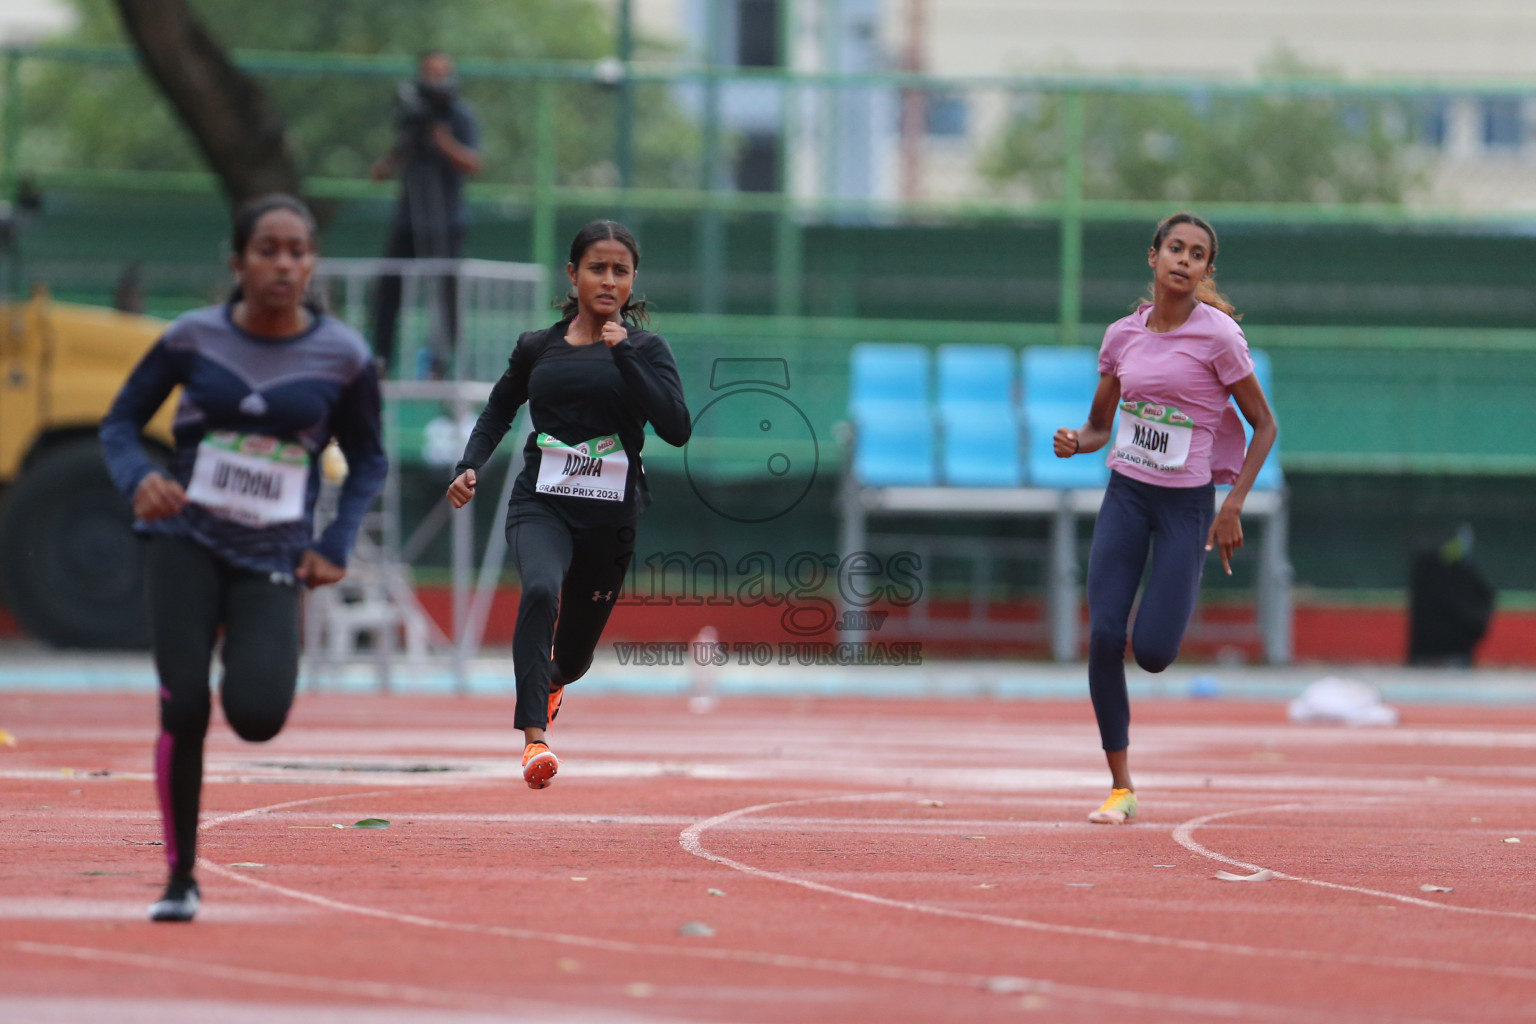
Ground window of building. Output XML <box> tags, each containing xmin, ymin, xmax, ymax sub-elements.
<box><xmin>925</xmin><ymin>92</ymin><xmax>968</xmax><ymax>137</ymax></box>
<box><xmin>1415</xmin><ymin>98</ymin><xmax>1449</xmax><ymax>148</ymax></box>
<box><xmin>736</xmin><ymin>0</ymin><xmax>780</xmax><ymax>67</ymax></box>
<box><xmin>1481</xmin><ymin>97</ymin><xmax>1524</xmax><ymax>149</ymax></box>
<box><xmin>735</xmin><ymin>132</ymin><xmax>780</xmax><ymax>192</ymax></box>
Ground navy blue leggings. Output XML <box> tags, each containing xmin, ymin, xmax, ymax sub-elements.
<box><xmin>1086</xmin><ymin>472</ymin><xmax>1215</xmax><ymax>752</ymax></box>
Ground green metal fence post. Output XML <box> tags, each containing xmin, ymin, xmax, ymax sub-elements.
<box><xmin>774</xmin><ymin>2</ymin><xmax>802</xmax><ymax>318</ymax></box>
<box><xmin>615</xmin><ymin>0</ymin><xmax>635</xmax><ymax>191</ymax></box>
<box><xmin>1058</xmin><ymin>89</ymin><xmax>1085</xmax><ymax>345</ymax></box>
<box><xmin>1</xmin><ymin>51</ymin><xmax>21</xmax><ymax>201</ymax></box>
<box><xmin>532</xmin><ymin>79</ymin><xmax>558</xmax><ymax>284</ymax></box>
<box><xmin>696</xmin><ymin>1</ymin><xmax>725</xmax><ymax>314</ymax></box>
<box><xmin>820</xmin><ymin>0</ymin><xmax>842</xmax><ymax>199</ymax></box>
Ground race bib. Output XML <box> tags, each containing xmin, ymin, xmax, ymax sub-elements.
<box><xmin>185</xmin><ymin>431</ymin><xmax>309</xmax><ymax>527</ymax></box>
<box><xmin>1112</xmin><ymin>400</ymin><xmax>1194</xmax><ymax>473</ymax></box>
<box><xmin>535</xmin><ymin>433</ymin><xmax>628</xmax><ymax>502</ymax></box>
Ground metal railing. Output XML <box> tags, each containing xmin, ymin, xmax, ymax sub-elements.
<box><xmin>838</xmin><ymin>477</ymin><xmax>1293</xmax><ymax>664</ymax></box>
<box><xmin>6</xmin><ymin>46</ymin><xmax>1536</xmax><ymax>344</ymax></box>
<box><xmin>303</xmin><ymin>257</ymin><xmax>544</xmax><ymax>691</ymax></box>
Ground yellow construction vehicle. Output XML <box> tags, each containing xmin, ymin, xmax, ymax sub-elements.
<box><xmin>0</xmin><ymin>283</ymin><xmax>171</xmax><ymax>648</ymax></box>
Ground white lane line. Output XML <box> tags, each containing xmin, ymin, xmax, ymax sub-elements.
<box><xmin>197</xmin><ymin>862</ymin><xmax>1366</xmax><ymax>1024</ymax></box>
<box><xmin>0</xmin><ymin>898</ymin><xmax>311</xmax><ymax>923</ymax></box>
<box><xmin>10</xmin><ymin>762</ymin><xmax>1536</xmax><ymax>805</ymax></box>
<box><xmin>192</xmin><ymin>794</ymin><xmax>1365</xmax><ymax>1021</ymax></box>
<box><xmin>196</xmin><ymin>795</ymin><xmax>996</xmax><ymax>989</ymax></box>
<box><xmin>679</xmin><ymin>793</ymin><xmax>1536</xmax><ymax>984</ymax></box>
<box><xmin>8</xmin><ymin>941</ymin><xmax>501</xmax><ymax>1013</ymax></box>
<box><xmin>1170</xmin><ymin>803</ymin><xmax>1536</xmax><ymax>923</ymax></box>
<box><xmin>199</xmin><ymin>790</ymin><xmax>397</xmax><ymax>832</ymax></box>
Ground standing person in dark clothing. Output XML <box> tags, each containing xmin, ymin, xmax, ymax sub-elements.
<box><xmin>447</xmin><ymin>221</ymin><xmax>691</xmax><ymax>789</ymax></box>
<box><xmin>370</xmin><ymin>49</ymin><xmax>482</xmax><ymax>376</ymax></box>
<box><xmin>100</xmin><ymin>195</ymin><xmax>388</xmax><ymax>921</ymax></box>
<box><xmin>1408</xmin><ymin>524</ymin><xmax>1495</xmax><ymax>667</ymax></box>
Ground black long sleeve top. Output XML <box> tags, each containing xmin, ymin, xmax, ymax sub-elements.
<box><xmin>454</xmin><ymin>320</ymin><xmax>691</xmax><ymax>526</ymax></box>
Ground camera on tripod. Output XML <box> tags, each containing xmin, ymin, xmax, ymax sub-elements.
<box><xmin>394</xmin><ymin>79</ymin><xmax>458</xmax><ymax>150</ymax></box>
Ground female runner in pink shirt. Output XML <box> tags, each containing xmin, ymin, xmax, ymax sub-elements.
<box><xmin>1053</xmin><ymin>212</ymin><xmax>1278</xmax><ymax>824</ymax></box>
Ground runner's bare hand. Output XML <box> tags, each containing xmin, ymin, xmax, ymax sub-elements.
<box><xmin>132</xmin><ymin>473</ymin><xmax>187</xmax><ymax>520</ymax></box>
<box><xmin>447</xmin><ymin>469</ymin><xmax>476</xmax><ymax>508</ymax></box>
<box><xmin>1053</xmin><ymin>428</ymin><xmax>1080</xmax><ymax>459</ymax></box>
<box><xmin>1205</xmin><ymin>504</ymin><xmax>1244</xmax><ymax>576</ymax></box>
<box><xmin>601</xmin><ymin>321</ymin><xmax>628</xmax><ymax>348</ymax></box>
<box><xmin>296</xmin><ymin>549</ymin><xmax>345</xmax><ymax>588</ymax></box>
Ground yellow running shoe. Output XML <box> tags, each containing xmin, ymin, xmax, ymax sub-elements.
<box><xmin>548</xmin><ymin>686</ymin><xmax>564</xmax><ymax>726</ymax></box>
<box><xmin>1087</xmin><ymin>788</ymin><xmax>1137</xmax><ymax>824</ymax></box>
<box><xmin>521</xmin><ymin>742</ymin><xmax>559</xmax><ymax>790</ymax></box>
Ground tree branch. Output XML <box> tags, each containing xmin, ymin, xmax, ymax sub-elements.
<box><xmin>113</xmin><ymin>0</ymin><xmax>301</xmax><ymax>205</ymax></box>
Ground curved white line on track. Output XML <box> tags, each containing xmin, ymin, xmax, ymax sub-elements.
<box><xmin>191</xmin><ymin>791</ymin><xmax>1370</xmax><ymax>1022</ymax></box>
<box><xmin>1171</xmin><ymin>803</ymin><xmax>1536</xmax><ymax>922</ymax></box>
<box><xmin>199</xmin><ymin>790</ymin><xmax>398</xmax><ymax>831</ymax></box>
<box><xmin>679</xmin><ymin>793</ymin><xmax>1536</xmax><ymax>985</ymax></box>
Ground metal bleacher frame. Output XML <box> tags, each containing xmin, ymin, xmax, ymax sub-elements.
<box><xmin>836</xmin><ymin>344</ymin><xmax>1294</xmax><ymax>665</ymax></box>
<box><xmin>838</xmin><ymin>477</ymin><xmax>1292</xmax><ymax>663</ymax></box>
<box><xmin>301</xmin><ymin>257</ymin><xmax>545</xmax><ymax>693</ymax></box>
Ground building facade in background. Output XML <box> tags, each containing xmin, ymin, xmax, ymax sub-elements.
<box><xmin>0</xmin><ymin>0</ymin><xmax>71</xmax><ymax>43</ymax></box>
<box><xmin>624</xmin><ymin>0</ymin><xmax>1536</xmax><ymax>210</ymax></box>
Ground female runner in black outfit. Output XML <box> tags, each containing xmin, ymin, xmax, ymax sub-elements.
<box><xmin>448</xmin><ymin>221</ymin><xmax>690</xmax><ymax>788</ymax></box>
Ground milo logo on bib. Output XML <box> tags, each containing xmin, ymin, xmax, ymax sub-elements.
<box><xmin>536</xmin><ymin>432</ymin><xmax>628</xmax><ymax>502</ymax></box>
<box><xmin>1113</xmin><ymin>400</ymin><xmax>1194</xmax><ymax>473</ymax></box>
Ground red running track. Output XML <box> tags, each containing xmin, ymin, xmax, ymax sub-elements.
<box><xmin>1</xmin><ymin>692</ymin><xmax>1534</xmax><ymax>1023</ymax></box>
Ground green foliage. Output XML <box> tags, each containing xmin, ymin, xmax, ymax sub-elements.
<box><xmin>983</xmin><ymin>54</ymin><xmax>1424</xmax><ymax>204</ymax></box>
<box><xmin>20</xmin><ymin>0</ymin><xmax>699</xmax><ymax>189</ymax></box>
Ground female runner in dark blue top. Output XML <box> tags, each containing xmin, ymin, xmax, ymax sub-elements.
<box><xmin>99</xmin><ymin>194</ymin><xmax>388</xmax><ymax>922</ymax></box>
<box><xmin>448</xmin><ymin>221</ymin><xmax>690</xmax><ymax>790</ymax></box>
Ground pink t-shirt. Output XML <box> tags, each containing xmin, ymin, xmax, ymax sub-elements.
<box><xmin>1097</xmin><ymin>302</ymin><xmax>1255</xmax><ymax>487</ymax></box>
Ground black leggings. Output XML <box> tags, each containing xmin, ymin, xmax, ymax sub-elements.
<box><xmin>506</xmin><ymin>501</ymin><xmax>636</xmax><ymax>731</ymax></box>
<box><xmin>147</xmin><ymin>536</ymin><xmax>301</xmax><ymax>877</ymax></box>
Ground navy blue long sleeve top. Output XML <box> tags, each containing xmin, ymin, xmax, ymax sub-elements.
<box><xmin>99</xmin><ymin>303</ymin><xmax>388</xmax><ymax>575</ymax></box>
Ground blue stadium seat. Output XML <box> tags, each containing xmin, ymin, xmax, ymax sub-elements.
<box><xmin>935</xmin><ymin>345</ymin><xmax>1021</xmax><ymax>486</ymax></box>
<box><xmin>1242</xmin><ymin>348</ymin><xmax>1284</xmax><ymax>490</ymax></box>
<box><xmin>1020</xmin><ymin>347</ymin><xmax>1110</xmax><ymax>488</ymax></box>
<box><xmin>940</xmin><ymin>404</ymin><xmax>1024</xmax><ymax>486</ymax></box>
<box><xmin>937</xmin><ymin>345</ymin><xmax>1015</xmax><ymax>411</ymax></box>
<box><xmin>850</xmin><ymin>343</ymin><xmax>930</xmax><ymax>415</ymax></box>
<box><xmin>848</xmin><ymin>344</ymin><xmax>937</xmax><ymax>486</ymax></box>
<box><xmin>1021</xmin><ymin>346</ymin><xmax>1100</xmax><ymax>408</ymax></box>
<box><xmin>853</xmin><ymin>400</ymin><xmax>938</xmax><ymax>486</ymax></box>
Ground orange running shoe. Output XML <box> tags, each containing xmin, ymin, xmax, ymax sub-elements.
<box><xmin>548</xmin><ymin>685</ymin><xmax>564</xmax><ymax>726</ymax></box>
<box><xmin>521</xmin><ymin>741</ymin><xmax>559</xmax><ymax>790</ymax></box>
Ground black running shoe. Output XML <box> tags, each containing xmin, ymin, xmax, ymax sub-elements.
<box><xmin>148</xmin><ymin>875</ymin><xmax>200</xmax><ymax>922</ymax></box>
